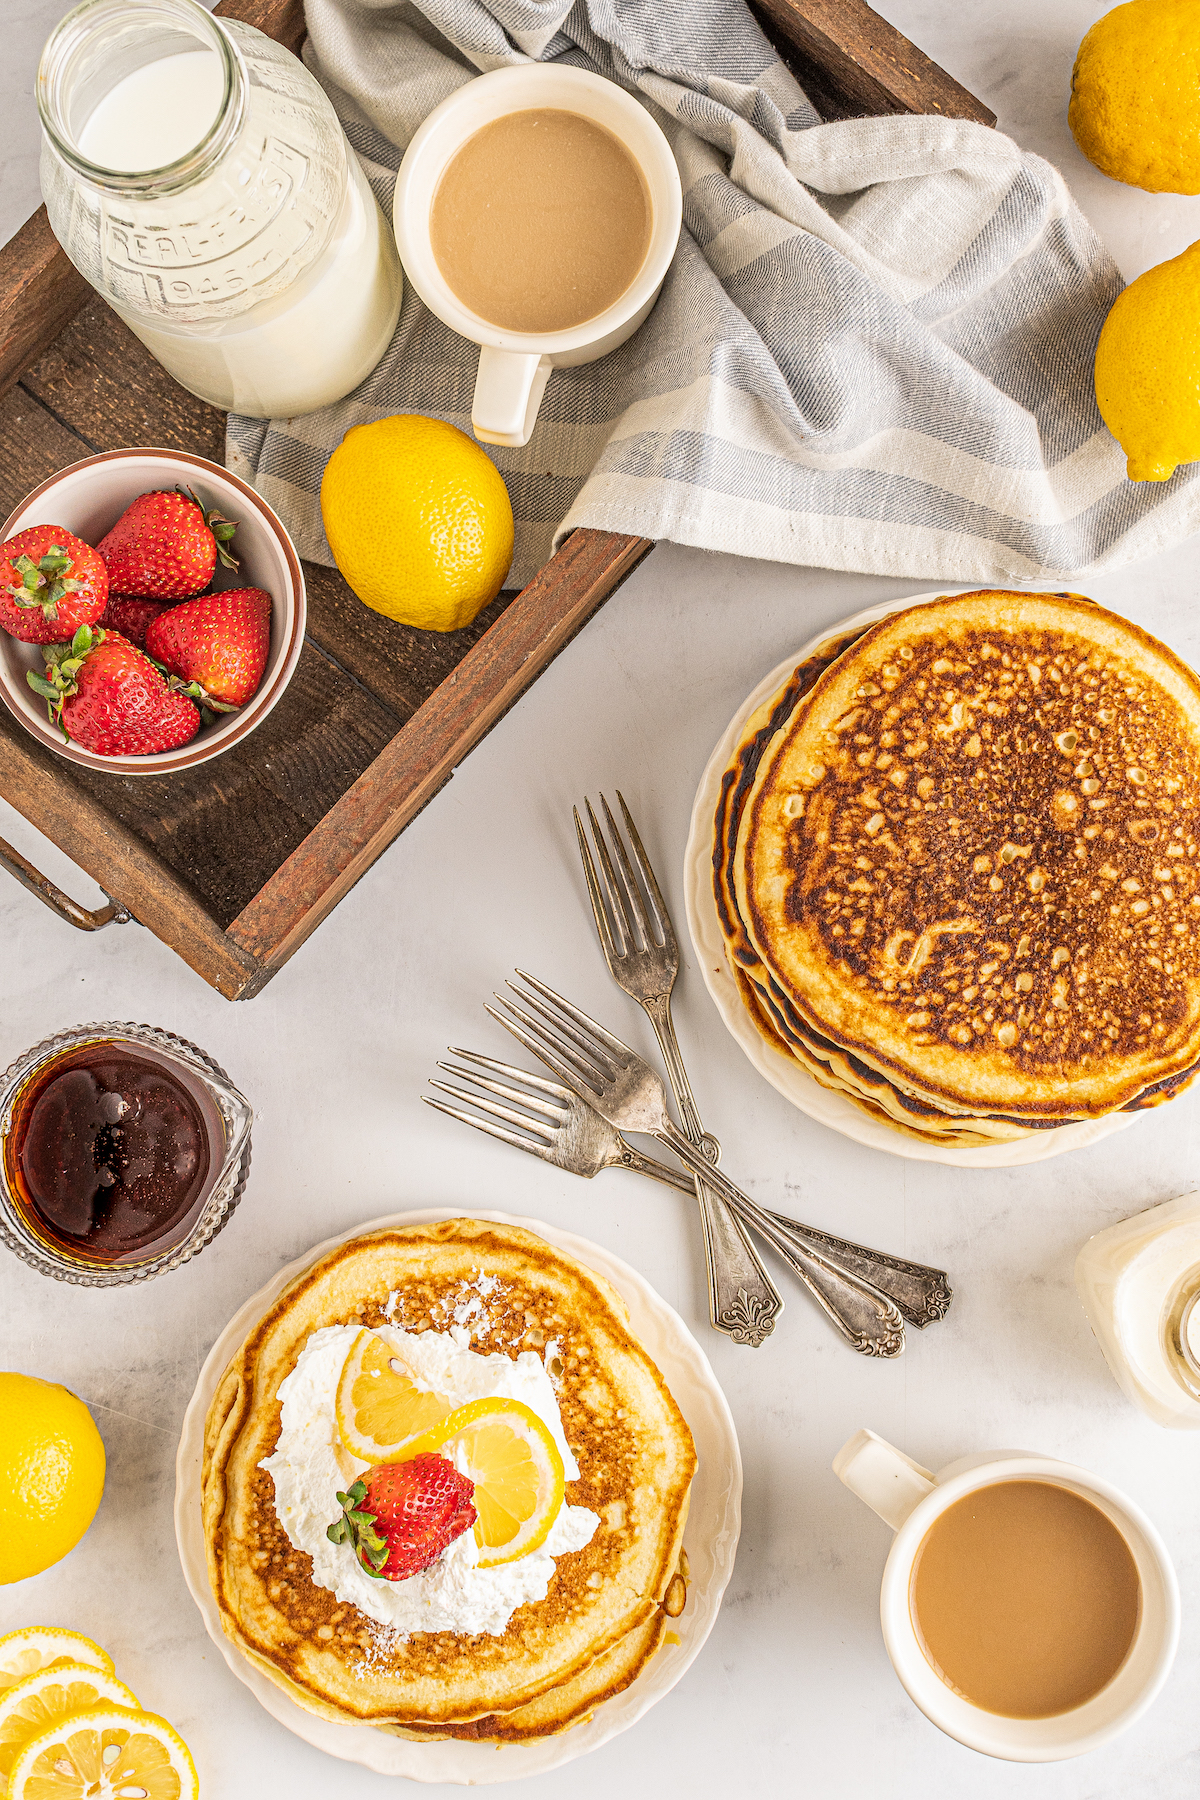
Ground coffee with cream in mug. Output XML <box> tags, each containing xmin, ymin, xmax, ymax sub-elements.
<box><xmin>909</xmin><ymin>1479</ymin><xmax>1141</xmax><ymax>1718</ymax></box>
<box><xmin>430</xmin><ymin>108</ymin><xmax>652</xmax><ymax>334</ymax></box>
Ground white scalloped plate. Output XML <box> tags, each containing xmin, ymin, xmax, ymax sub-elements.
<box><xmin>683</xmin><ymin>594</ymin><xmax>1142</xmax><ymax>1168</ymax></box>
<box><xmin>175</xmin><ymin>1208</ymin><xmax>741</xmax><ymax>1784</ymax></box>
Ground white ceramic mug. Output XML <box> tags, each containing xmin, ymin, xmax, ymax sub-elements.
<box><xmin>833</xmin><ymin>1428</ymin><xmax>1180</xmax><ymax>1762</ymax></box>
<box><xmin>393</xmin><ymin>65</ymin><xmax>682</xmax><ymax>448</ymax></box>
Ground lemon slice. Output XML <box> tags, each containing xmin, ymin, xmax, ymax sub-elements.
<box><xmin>0</xmin><ymin>1630</ymin><xmax>114</xmax><ymax>1693</ymax></box>
<box><xmin>0</xmin><ymin>1662</ymin><xmax>140</xmax><ymax>1784</ymax></box>
<box><xmin>334</xmin><ymin>1329</ymin><xmax>454</xmax><ymax>1463</ymax></box>
<box><xmin>8</xmin><ymin>1702</ymin><xmax>198</xmax><ymax>1800</ymax></box>
<box><xmin>407</xmin><ymin>1398</ymin><xmax>566</xmax><ymax>1567</ymax></box>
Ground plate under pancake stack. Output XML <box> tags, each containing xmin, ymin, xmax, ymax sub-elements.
<box><xmin>712</xmin><ymin>590</ymin><xmax>1200</xmax><ymax>1147</ymax></box>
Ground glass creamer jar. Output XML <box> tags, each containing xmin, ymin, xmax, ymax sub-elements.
<box><xmin>1076</xmin><ymin>1191</ymin><xmax>1200</xmax><ymax>1428</ymax></box>
<box><xmin>38</xmin><ymin>0</ymin><xmax>403</xmax><ymax>417</ymax></box>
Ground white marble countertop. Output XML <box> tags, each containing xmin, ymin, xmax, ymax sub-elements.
<box><xmin>5</xmin><ymin>3</ymin><xmax>1200</xmax><ymax>1797</ymax></box>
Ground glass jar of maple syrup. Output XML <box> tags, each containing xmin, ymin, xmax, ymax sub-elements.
<box><xmin>0</xmin><ymin>1022</ymin><xmax>252</xmax><ymax>1284</ymax></box>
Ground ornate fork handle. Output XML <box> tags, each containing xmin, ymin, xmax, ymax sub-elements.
<box><xmin>767</xmin><ymin>1215</ymin><xmax>952</xmax><ymax>1327</ymax></box>
<box><xmin>648</xmin><ymin>1119</ymin><xmax>907</xmax><ymax>1358</ymax></box>
<box><xmin>644</xmin><ymin>995</ymin><xmax>781</xmax><ymax>1347</ymax></box>
<box><xmin>614</xmin><ymin>1131</ymin><xmax>947</xmax><ymax>1334</ymax></box>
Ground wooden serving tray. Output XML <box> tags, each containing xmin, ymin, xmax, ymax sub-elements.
<box><xmin>0</xmin><ymin>0</ymin><xmax>992</xmax><ymax>1000</ymax></box>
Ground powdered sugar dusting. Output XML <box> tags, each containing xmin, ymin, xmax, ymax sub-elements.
<box><xmin>352</xmin><ymin>1621</ymin><xmax>407</xmax><ymax>1678</ymax></box>
<box><xmin>429</xmin><ymin>1268</ymin><xmax>508</xmax><ymax>1342</ymax></box>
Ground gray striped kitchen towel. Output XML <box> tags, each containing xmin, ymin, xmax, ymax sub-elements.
<box><xmin>226</xmin><ymin>0</ymin><xmax>1200</xmax><ymax>590</ymax></box>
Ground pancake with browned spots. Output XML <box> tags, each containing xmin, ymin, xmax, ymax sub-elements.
<box><xmin>731</xmin><ymin>591</ymin><xmax>1200</xmax><ymax>1124</ymax></box>
<box><xmin>202</xmin><ymin>1220</ymin><xmax>695</xmax><ymax>1738</ymax></box>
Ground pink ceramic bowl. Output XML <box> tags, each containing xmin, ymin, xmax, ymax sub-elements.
<box><xmin>0</xmin><ymin>447</ymin><xmax>305</xmax><ymax>776</ymax></box>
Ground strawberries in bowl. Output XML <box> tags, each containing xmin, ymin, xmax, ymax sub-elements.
<box><xmin>0</xmin><ymin>450</ymin><xmax>305</xmax><ymax>775</ymax></box>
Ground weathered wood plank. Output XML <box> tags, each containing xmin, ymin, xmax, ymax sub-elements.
<box><xmin>22</xmin><ymin>298</ymin><xmax>226</xmax><ymax>462</ymax></box>
<box><xmin>0</xmin><ymin>383</ymin><xmax>93</xmax><ymax>521</ymax></box>
<box><xmin>748</xmin><ymin>0</ymin><xmax>995</xmax><ymax>125</ymax></box>
<box><xmin>300</xmin><ymin>560</ymin><xmax>519</xmax><ymax>720</ymax></box>
<box><xmin>0</xmin><ymin>210</ymin><xmax>91</xmax><ymax>405</ymax></box>
<box><xmin>0</xmin><ymin>709</ymin><xmax>260</xmax><ymax>997</ymax></box>
<box><xmin>63</xmin><ymin>641</ymin><xmax>401</xmax><ymax>929</ymax></box>
<box><xmin>227</xmin><ymin>528</ymin><xmax>653</xmax><ymax>969</ymax></box>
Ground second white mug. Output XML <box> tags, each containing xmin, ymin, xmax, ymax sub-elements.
<box><xmin>393</xmin><ymin>65</ymin><xmax>682</xmax><ymax>448</ymax></box>
<box><xmin>833</xmin><ymin>1428</ymin><xmax>1179</xmax><ymax>1762</ymax></box>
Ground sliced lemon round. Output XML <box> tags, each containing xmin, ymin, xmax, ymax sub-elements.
<box><xmin>334</xmin><ymin>1329</ymin><xmax>454</xmax><ymax>1464</ymax></box>
<box><xmin>0</xmin><ymin>1661</ymin><xmax>140</xmax><ymax>1784</ymax></box>
<box><xmin>8</xmin><ymin>1702</ymin><xmax>198</xmax><ymax>1800</ymax></box>
<box><xmin>407</xmin><ymin>1398</ymin><xmax>566</xmax><ymax>1567</ymax></box>
<box><xmin>0</xmin><ymin>1629</ymin><xmax>114</xmax><ymax>1693</ymax></box>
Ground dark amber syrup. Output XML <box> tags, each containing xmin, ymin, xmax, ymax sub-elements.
<box><xmin>5</xmin><ymin>1042</ymin><xmax>220</xmax><ymax>1263</ymax></box>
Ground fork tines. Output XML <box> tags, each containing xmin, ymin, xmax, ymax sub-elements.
<box><xmin>423</xmin><ymin>1048</ymin><xmax>572</xmax><ymax>1162</ymax></box>
<box><xmin>574</xmin><ymin>792</ymin><xmax>674</xmax><ymax>961</ymax></box>
<box><xmin>485</xmin><ymin>970</ymin><xmax>635</xmax><ymax>1098</ymax></box>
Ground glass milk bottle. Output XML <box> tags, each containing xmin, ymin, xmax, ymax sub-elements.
<box><xmin>37</xmin><ymin>0</ymin><xmax>403</xmax><ymax>417</ymax></box>
<box><xmin>1076</xmin><ymin>1191</ymin><xmax>1200</xmax><ymax>1428</ymax></box>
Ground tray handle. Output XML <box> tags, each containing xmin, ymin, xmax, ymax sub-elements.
<box><xmin>0</xmin><ymin>833</ymin><xmax>132</xmax><ymax>931</ymax></box>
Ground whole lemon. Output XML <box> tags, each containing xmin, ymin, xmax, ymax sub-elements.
<box><xmin>320</xmin><ymin>415</ymin><xmax>515</xmax><ymax>632</ymax></box>
<box><xmin>1094</xmin><ymin>239</ymin><xmax>1200</xmax><ymax>480</ymax></box>
<box><xmin>1070</xmin><ymin>0</ymin><xmax>1200</xmax><ymax>192</ymax></box>
<box><xmin>0</xmin><ymin>1373</ymin><xmax>106</xmax><ymax>1584</ymax></box>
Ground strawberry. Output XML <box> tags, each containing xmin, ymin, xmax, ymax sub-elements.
<box><xmin>29</xmin><ymin>626</ymin><xmax>201</xmax><ymax>757</ymax></box>
<box><xmin>0</xmin><ymin>526</ymin><xmax>108</xmax><ymax>644</ymax></box>
<box><xmin>96</xmin><ymin>594</ymin><xmax>171</xmax><ymax>650</ymax></box>
<box><xmin>145</xmin><ymin>586</ymin><xmax>272</xmax><ymax>710</ymax></box>
<box><xmin>326</xmin><ymin>1455</ymin><xmax>477</xmax><ymax>1582</ymax></box>
<box><xmin>97</xmin><ymin>487</ymin><xmax>238</xmax><ymax>598</ymax></box>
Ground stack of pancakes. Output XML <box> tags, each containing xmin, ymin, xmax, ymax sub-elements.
<box><xmin>713</xmin><ymin>591</ymin><xmax>1200</xmax><ymax>1147</ymax></box>
<box><xmin>203</xmin><ymin>1219</ymin><xmax>695</xmax><ymax>1742</ymax></box>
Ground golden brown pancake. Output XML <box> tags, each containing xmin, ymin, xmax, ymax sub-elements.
<box><xmin>733</xmin><ymin>591</ymin><xmax>1200</xmax><ymax>1124</ymax></box>
<box><xmin>203</xmin><ymin>1220</ymin><xmax>696</xmax><ymax>1737</ymax></box>
<box><xmin>711</xmin><ymin>619</ymin><xmax>1033</xmax><ymax>1144</ymax></box>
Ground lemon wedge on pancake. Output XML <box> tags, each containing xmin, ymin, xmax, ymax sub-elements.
<box><xmin>0</xmin><ymin>1662</ymin><xmax>140</xmax><ymax>1785</ymax></box>
<box><xmin>0</xmin><ymin>1629</ymin><xmax>113</xmax><ymax>1692</ymax></box>
<box><xmin>7</xmin><ymin>1702</ymin><xmax>198</xmax><ymax>1800</ymax></box>
<box><xmin>335</xmin><ymin>1329</ymin><xmax>454</xmax><ymax>1464</ymax></box>
<box><xmin>407</xmin><ymin>1398</ymin><xmax>566</xmax><ymax>1567</ymax></box>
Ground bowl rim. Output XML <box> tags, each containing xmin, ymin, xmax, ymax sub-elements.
<box><xmin>0</xmin><ymin>446</ymin><xmax>306</xmax><ymax>775</ymax></box>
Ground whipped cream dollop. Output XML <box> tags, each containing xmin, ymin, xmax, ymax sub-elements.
<box><xmin>261</xmin><ymin>1323</ymin><xmax>599</xmax><ymax>1638</ymax></box>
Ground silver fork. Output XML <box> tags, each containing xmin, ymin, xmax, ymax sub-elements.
<box><xmin>575</xmin><ymin>794</ymin><xmax>951</xmax><ymax>1329</ymax></box>
<box><xmin>575</xmin><ymin>792</ymin><xmax>783</xmax><ymax>1348</ymax></box>
<box><xmin>487</xmin><ymin>972</ymin><xmax>909</xmax><ymax>1357</ymax></box>
<box><xmin>425</xmin><ymin>1049</ymin><xmax>952</xmax><ymax>1329</ymax></box>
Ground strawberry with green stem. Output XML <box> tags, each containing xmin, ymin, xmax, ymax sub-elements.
<box><xmin>0</xmin><ymin>526</ymin><xmax>108</xmax><ymax>645</ymax></box>
<box><xmin>98</xmin><ymin>487</ymin><xmax>239</xmax><ymax>598</ymax></box>
<box><xmin>29</xmin><ymin>625</ymin><xmax>201</xmax><ymax>756</ymax></box>
<box><xmin>327</xmin><ymin>1455</ymin><xmax>477</xmax><ymax>1581</ymax></box>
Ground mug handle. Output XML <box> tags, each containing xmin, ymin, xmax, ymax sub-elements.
<box><xmin>833</xmin><ymin>1428</ymin><xmax>936</xmax><ymax>1531</ymax></box>
<box><xmin>472</xmin><ymin>348</ymin><xmax>553</xmax><ymax>448</ymax></box>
